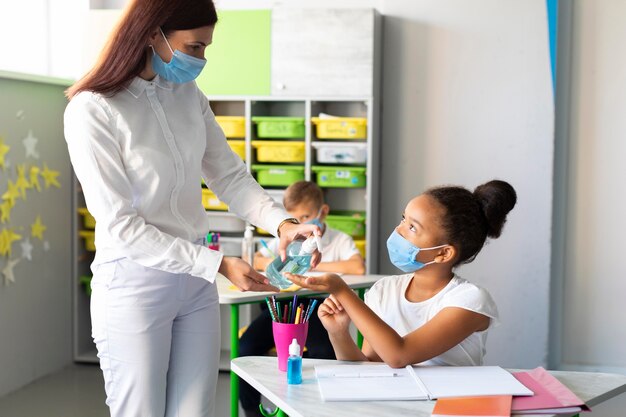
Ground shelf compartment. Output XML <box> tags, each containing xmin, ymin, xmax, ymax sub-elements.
<box><xmin>326</xmin><ymin>211</ymin><xmax>366</xmax><ymax>238</ymax></box>
<box><xmin>202</xmin><ymin>188</ymin><xmax>228</xmax><ymax>211</ymax></box>
<box><xmin>311</xmin><ymin>117</ymin><xmax>367</xmax><ymax>139</ymax></box>
<box><xmin>227</xmin><ymin>140</ymin><xmax>246</xmax><ymax>160</ymax></box>
<box><xmin>312</xmin><ymin>165</ymin><xmax>366</xmax><ymax>188</ymax></box>
<box><xmin>252</xmin><ymin>140</ymin><xmax>305</xmax><ymax>163</ymax></box>
<box><xmin>207</xmin><ymin>212</ymin><xmax>246</xmax><ymax>233</ymax></box>
<box><xmin>79</xmin><ymin>230</ymin><xmax>96</xmax><ymax>252</ymax></box>
<box><xmin>354</xmin><ymin>239</ymin><xmax>366</xmax><ymax>258</ymax></box>
<box><xmin>265</xmin><ymin>189</ymin><xmax>286</xmax><ymax>204</ymax></box>
<box><xmin>77</xmin><ymin>207</ymin><xmax>96</xmax><ymax>229</ymax></box>
<box><xmin>215</xmin><ymin>116</ymin><xmax>246</xmax><ymax>138</ymax></box>
<box><xmin>312</xmin><ymin>141</ymin><xmax>367</xmax><ymax>164</ymax></box>
<box><xmin>252</xmin><ymin>164</ymin><xmax>305</xmax><ymax>187</ymax></box>
<box><xmin>252</xmin><ymin>116</ymin><xmax>305</xmax><ymax>139</ymax></box>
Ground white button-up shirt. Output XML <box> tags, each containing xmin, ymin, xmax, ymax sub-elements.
<box><xmin>64</xmin><ymin>76</ymin><xmax>289</xmax><ymax>282</ymax></box>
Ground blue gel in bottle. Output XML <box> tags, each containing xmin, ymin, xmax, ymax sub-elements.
<box><xmin>287</xmin><ymin>338</ymin><xmax>302</xmax><ymax>385</ymax></box>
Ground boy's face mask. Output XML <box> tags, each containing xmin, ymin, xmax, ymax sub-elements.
<box><xmin>304</xmin><ymin>208</ymin><xmax>324</xmax><ymax>229</ymax></box>
<box><xmin>151</xmin><ymin>28</ymin><xmax>206</xmax><ymax>84</ymax></box>
<box><xmin>386</xmin><ymin>229</ymin><xmax>448</xmax><ymax>273</ymax></box>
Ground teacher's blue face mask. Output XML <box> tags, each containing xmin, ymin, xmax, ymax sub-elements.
<box><xmin>386</xmin><ymin>229</ymin><xmax>448</xmax><ymax>273</ymax></box>
<box><xmin>152</xmin><ymin>28</ymin><xmax>206</xmax><ymax>84</ymax></box>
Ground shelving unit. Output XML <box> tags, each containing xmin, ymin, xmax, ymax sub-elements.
<box><xmin>205</xmin><ymin>97</ymin><xmax>378</xmax><ymax>267</ymax></box>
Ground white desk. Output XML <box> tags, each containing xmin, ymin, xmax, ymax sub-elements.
<box><xmin>217</xmin><ymin>274</ymin><xmax>385</xmax><ymax>417</ymax></box>
<box><xmin>232</xmin><ymin>356</ymin><xmax>626</xmax><ymax>417</ymax></box>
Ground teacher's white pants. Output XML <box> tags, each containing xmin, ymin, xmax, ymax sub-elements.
<box><xmin>90</xmin><ymin>258</ymin><xmax>221</xmax><ymax>417</ymax></box>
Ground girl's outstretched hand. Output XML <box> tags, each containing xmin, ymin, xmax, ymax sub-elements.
<box><xmin>284</xmin><ymin>272</ymin><xmax>348</xmax><ymax>294</ymax></box>
<box><xmin>317</xmin><ymin>294</ymin><xmax>351</xmax><ymax>334</ymax></box>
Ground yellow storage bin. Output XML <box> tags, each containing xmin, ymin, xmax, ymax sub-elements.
<box><xmin>77</xmin><ymin>207</ymin><xmax>96</xmax><ymax>229</ymax></box>
<box><xmin>215</xmin><ymin>116</ymin><xmax>245</xmax><ymax>138</ymax></box>
<box><xmin>311</xmin><ymin>117</ymin><xmax>367</xmax><ymax>139</ymax></box>
<box><xmin>79</xmin><ymin>230</ymin><xmax>96</xmax><ymax>252</ymax></box>
<box><xmin>256</xmin><ymin>227</ymin><xmax>271</xmax><ymax>236</ymax></box>
<box><xmin>354</xmin><ymin>239</ymin><xmax>366</xmax><ymax>259</ymax></box>
<box><xmin>227</xmin><ymin>140</ymin><xmax>246</xmax><ymax>160</ymax></box>
<box><xmin>251</xmin><ymin>141</ymin><xmax>305</xmax><ymax>163</ymax></box>
<box><xmin>202</xmin><ymin>188</ymin><xmax>228</xmax><ymax>211</ymax></box>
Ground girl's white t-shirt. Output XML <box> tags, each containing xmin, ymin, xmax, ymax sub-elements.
<box><xmin>364</xmin><ymin>274</ymin><xmax>499</xmax><ymax>366</ymax></box>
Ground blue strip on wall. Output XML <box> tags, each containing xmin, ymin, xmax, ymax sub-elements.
<box><xmin>546</xmin><ymin>0</ymin><xmax>558</xmax><ymax>96</ymax></box>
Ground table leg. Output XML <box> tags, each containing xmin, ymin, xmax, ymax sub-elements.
<box><xmin>231</xmin><ymin>304</ymin><xmax>240</xmax><ymax>417</ymax></box>
<box><xmin>356</xmin><ymin>288</ymin><xmax>365</xmax><ymax>348</ymax></box>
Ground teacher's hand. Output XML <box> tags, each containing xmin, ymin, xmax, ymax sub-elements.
<box><xmin>219</xmin><ymin>257</ymin><xmax>279</xmax><ymax>292</ymax></box>
<box><xmin>277</xmin><ymin>222</ymin><xmax>322</xmax><ymax>267</ymax></box>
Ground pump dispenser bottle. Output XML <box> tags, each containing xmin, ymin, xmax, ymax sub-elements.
<box><xmin>265</xmin><ymin>234</ymin><xmax>322</xmax><ymax>289</ymax></box>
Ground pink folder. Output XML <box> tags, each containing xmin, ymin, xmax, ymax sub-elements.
<box><xmin>511</xmin><ymin>367</ymin><xmax>590</xmax><ymax>414</ymax></box>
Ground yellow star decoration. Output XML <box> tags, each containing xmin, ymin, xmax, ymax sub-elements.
<box><xmin>31</xmin><ymin>215</ymin><xmax>47</xmax><ymax>241</ymax></box>
<box><xmin>0</xmin><ymin>228</ymin><xmax>22</xmax><ymax>257</ymax></box>
<box><xmin>0</xmin><ymin>137</ymin><xmax>10</xmax><ymax>171</ymax></box>
<box><xmin>41</xmin><ymin>163</ymin><xmax>61</xmax><ymax>189</ymax></box>
<box><xmin>0</xmin><ymin>201</ymin><xmax>12</xmax><ymax>224</ymax></box>
<box><xmin>2</xmin><ymin>180</ymin><xmax>20</xmax><ymax>207</ymax></box>
<box><xmin>30</xmin><ymin>165</ymin><xmax>41</xmax><ymax>192</ymax></box>
<box><xmin>15</xmin><ymin>164</ymin><xmax>31</xmax><ymax>200</ymax></box>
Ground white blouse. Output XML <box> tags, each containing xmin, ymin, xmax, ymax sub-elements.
<box><xmin>64</xmin><ymin>75</ymin><xmax>289</xmax><ymax>282</ymax></box>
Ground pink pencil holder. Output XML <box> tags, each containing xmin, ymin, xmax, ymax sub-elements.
<box><xmin>272</xmin><ymin>321</ymin><xmax>309</xmax><ymax>372</ymax></box>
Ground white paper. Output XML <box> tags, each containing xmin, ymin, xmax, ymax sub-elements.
<box><xmin>414</xmin><ymin>366</ymin><xmax>533</xmax><ymax>399</ymax></box>
<box><xmin>315</xmin><ymin>364</ymin><xmax>427</xmax><ymax>401</ymax></box>
<box><xmin>315</xmin><ymin>364</ymin><xmax>533</xmax><ymax>402</ymax></box>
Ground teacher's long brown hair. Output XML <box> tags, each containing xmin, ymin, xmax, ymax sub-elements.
<box><xmin>66</xmin><ymin>0</ymin><xmax>217</xmax><ymax>100</ymax></box>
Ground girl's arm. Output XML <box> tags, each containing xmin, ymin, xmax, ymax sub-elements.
<box><xmin>288</xmin><ymin>273</ymin><xmax>489</xmax><ymax>368</ymax></box>
<box><xmin>316</xmin><ymin>296</ymin><xmax>370</xmax><ymax>361</ymax></box>
<box><xmin>311</xmin><ymin>254</ymin><xmax>366</xmax><ymax>275</ymax></box>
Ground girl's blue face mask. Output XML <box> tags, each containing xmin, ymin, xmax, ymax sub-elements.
<box><xmin>386</xmin><ymin>229</ymin><xmax>448</xmax><ymax>273</ymax></box>
<box><xmin>152</xmin><ymin>28</ymin><xmax>206</xmax><ymax>84</ymax></box>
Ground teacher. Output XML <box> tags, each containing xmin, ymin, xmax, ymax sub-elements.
<box><xmin>63</xmin><ymin>0</ymin><xmax>320</xmax><ymax>416</ymax></box>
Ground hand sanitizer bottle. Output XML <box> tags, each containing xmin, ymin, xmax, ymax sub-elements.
<box><xmin>287</xmin><ymin>338</ymin><xmax>303</xmax><ymax>384</ymax></box>
<box><xmin>241</xmin><ymin>226</ymin><xmax>255</xmax><ymax>266</ymax></box>
<box><xmin>265</xmin><ymin>234</ymin><xmax>322</xmax><ymax>289</ymax></box>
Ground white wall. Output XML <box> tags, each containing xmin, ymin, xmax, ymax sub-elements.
<box><xmin>558</xmin><ymin>0</ymin><xmax>626</xmax><ymax>374</ymax></box>
<box><xmin>0</xmin><ymin>0</ymin><xmax>86</xmax><ymax>80</ymax></box>
<box><xmin>377</xmin><ymin>0</ymin><xmax>554</xmax><ymax>368</ymax></box>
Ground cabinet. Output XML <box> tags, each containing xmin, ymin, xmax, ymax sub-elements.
<box><xmin>271</xmin><ymin>9</ymin><xmax>376</xmax><ymax>96</ymax></box>
<box><xmin>73</xmin><ymin>8</ymin><xmax>381</xmax><ymax>366</ymax></box>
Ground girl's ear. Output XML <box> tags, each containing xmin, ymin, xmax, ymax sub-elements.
<box><xmin>436</xmin><ymin>245</ymin><xmax>456</xmax><ymax>264</ymax></box>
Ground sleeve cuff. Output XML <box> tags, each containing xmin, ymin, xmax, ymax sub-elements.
<box><xmin>190</xmin><ymin>246</ymin><xmax>224</xmax><ymax>283</ymax></box>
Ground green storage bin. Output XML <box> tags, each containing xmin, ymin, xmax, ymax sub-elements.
<box><xmin>252</xmin><ymin>117</ymin><xmax>305</xmax><ymax>138</ymax></box>
<box><xmin>252</xmin><ymin>164</ymin><xmax>305</xmax><ymax>187</ymax></box>
<box><xmin>312</xmin><ymin>165</ymin><xmax>366</xmax><ymax>188</ymax></box>
<box><xmin>326</xmin><ymin>211</ymin><xmax>366</xmax><ymax>238</ymax></box>
<box><xmin>80</xmin><ymin>275</ymin><xmax>93</xmax><ymax>297</ymax></box>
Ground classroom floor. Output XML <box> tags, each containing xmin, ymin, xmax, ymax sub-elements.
<box><xmin>0</xmin><ymin>364</ymin><xmax>246</xmax><ymax>417</ymax></box>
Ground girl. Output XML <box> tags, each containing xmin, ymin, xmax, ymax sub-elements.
<box><xmin>288</xmin><ymin>180</ymin><xmax>516</xmax><ymax>368</ymax></box>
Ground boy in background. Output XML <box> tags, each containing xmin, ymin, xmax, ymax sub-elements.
<box><xmin>240</xmin><ymin>181</ymin><xmax>365</xmax><ymax>416</ymax></box>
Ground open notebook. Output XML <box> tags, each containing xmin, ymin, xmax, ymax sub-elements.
<box><xmin>315</xmin><ymin>364</ymin><xmax>533</xmax><ymax>402</ymax></box>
